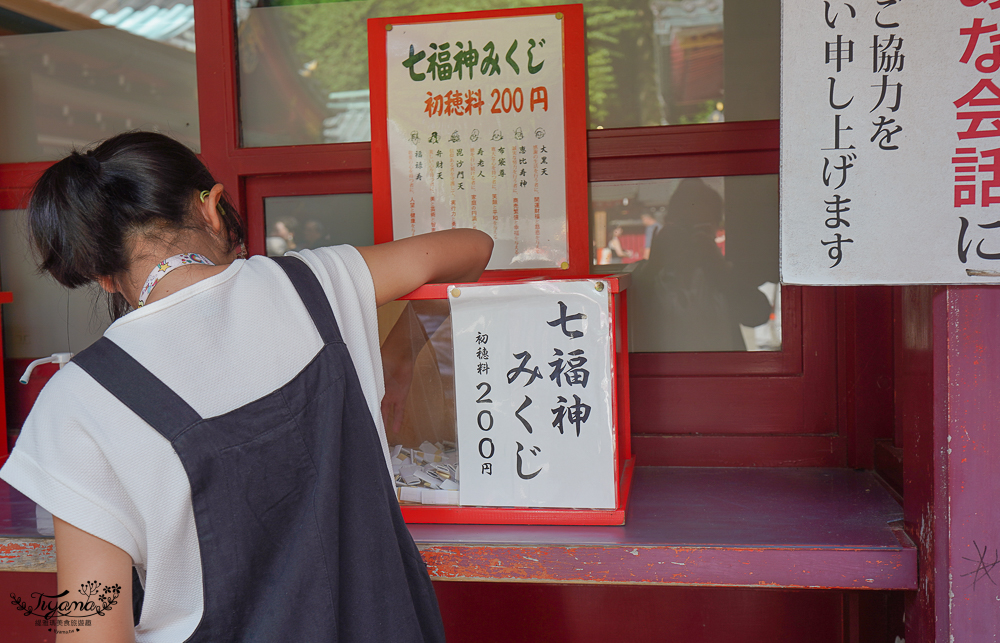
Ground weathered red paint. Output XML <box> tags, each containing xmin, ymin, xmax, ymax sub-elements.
<box><xmin>419</xmin><ymin>544</ymin><xmax>915</xmax><ymax>590</ymax></box>
<box><xmin>936</xmin><ymin>288</ymin><xmax>1000</xmax><ymax>642</ymax></box>
<box><xmin>0</xmin><ymin>540</ymin><xmax>56</xmax><ymax>572</ymax></box>
<box><xmin>900</xmin><ymin>286</ymin><xmax>1000</xmax><ymax>642</ymax></box>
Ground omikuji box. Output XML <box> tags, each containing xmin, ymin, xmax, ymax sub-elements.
<box><xmin>377</xmin><ymin>276</ymin><xmax>632</xmax><ymax>526</ymax></box>
<box><xmin>368</xmin><ymin>5</ymin><xmax>632</xmax><ymax>524</ymax></box>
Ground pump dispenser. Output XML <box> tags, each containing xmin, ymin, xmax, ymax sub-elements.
<box><xmin>19</xmin><ymin>352</ymin><xmax>73</xmax><ymax>384</ymax></box>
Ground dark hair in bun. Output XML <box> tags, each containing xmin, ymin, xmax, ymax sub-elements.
<box><xmin>28</xmin><ymin>131</ymin><xmax>245</xmax><ymax>318</ymax></box>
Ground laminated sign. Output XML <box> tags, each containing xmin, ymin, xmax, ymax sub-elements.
<box><xmin>448</xmin><ymin>281</ymin><xmax>616</xmax><ymax>509</ymax></box>
<box><xmin>369</xmin><ymin>6</ymin><xmax>587</xmax><ymax>272</ymax></box>
<box><xmin>782</xmin><ymin>0</ymin><xmax>1000</xmax><ymax>284</ymax></box>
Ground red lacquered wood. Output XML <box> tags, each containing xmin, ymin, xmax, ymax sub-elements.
<box><xmin>900</xmin><ymin>286</ymin><xmax>1000</xmax><ymax>642</ymax></box>
<box><xmin>837</xmin><ymin>287</ymin><xmax>894</xmax><ymax>470</ymax></box>
<box><xmin>192</xmin><ymin>0</ymin><xmax>241</xmax><ymax>216</ymax></box>
<box><xmin>591</xmin><ymin>150</ymin><xmax>778</xmax><ymax>183</ymax></box>
<box><xmin>896</xmin><ymin>286</ymin><xmax>937</xmax><ymax>643</ymax></box>
<box><xmin>632</xmin><ymin>376</ymin><xmax>810</xmax><ymax>433</ymax></box>
<box><xmin>587</xmin><ymin>120</ymin><xmax>778</xmax><ymax>182</ymax></box>
<box><xmin>632</xmin><ymin>435</ymin><xmax>845</xmax><ymax>468</ymax></box>
<box><xmin>221</xmin><ymin>143</ymin><xmax>375</xmax><ymax>176</ymax></box>
<box><xmin>588</xmin><ymin>120</ymin><xmax>778</xmax><ymax>159</ymax></box>
<box><xmin>932</xmin><ymin>287</ymin><xmax>987</xmax><ymax>641</ymax></box>
<box><xmin>367</xmin><ymin>11</ymin><xmax>391</xmax><ymax>245</ymax></box>
<box><xmin>0</xmin><ymin>293</ymin><xmax>10</xmax><ymax>463</ymax></box>
<box><xmin>433</xmin><ymin>583</ymin><xmax>848</xmax><ymax>643</ymax></box>
<box><xmin>558</xmin><ymin>5</ymin><xmax>589</xmax><ymax>276</ymax></box>
<box><xmin>614</xmin><ymin>288</ymin><xmax>632</xmax><ymax>463</ymax></box>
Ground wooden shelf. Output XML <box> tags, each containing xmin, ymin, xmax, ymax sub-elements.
<box><xmin>410</xmin><ymin>467</ymin><xmax>916</xmax><ymax>590</ymax></box>
<box><xmin>1</xmin><ymin>467</ymin><xmax>916</xmax><ymax>590</ymax></box>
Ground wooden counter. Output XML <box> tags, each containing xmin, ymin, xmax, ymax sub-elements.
<box><xmin>1</xmin><ymin>467</ymin><xmax>915</xmax><ymax>590</ymax></box>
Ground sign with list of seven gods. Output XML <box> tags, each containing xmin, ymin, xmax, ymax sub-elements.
<box><xmin>370</xmin><ymin>8</ymin><xmax>574</xmax><ymax>271</ymax></box>
<box><xmin>781</xmin><ymin>0</ymin><xmax>1000</xmax><ymax>284</ymax></box>
<box><xmin>449</xmin><ymin>281</ymin><xmax>616</xmax><ymax>509</ymax></box>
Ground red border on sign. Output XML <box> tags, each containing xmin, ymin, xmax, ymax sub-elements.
<box><xmin>368</xmin><ymin>4</ymin><xmax>590</xmax><ymax>278</ymax></box>
<box><xmin>393</xmin><ymin>273</ymin><xmax>632</xmax><ymax>525</ymax></box>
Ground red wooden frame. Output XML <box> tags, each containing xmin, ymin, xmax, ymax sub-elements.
<box><xmin>631</xmin><ymin>286</ymin><xmax>841</xmax><ymax>468</ymax></box>
<box><xmin>245</xmin><ymin>171</ymin><xmax>374</xmax><ymax>257</ymax></box>
<box><xmin>367</xmin><ymin>5</ymin><xmax>591</xmax><ymax>278</ymax></box>
<box><xmin>588</xmin><ymin>120</ymin><xmax>779</xmax><ymax>181</ymax></box>
<box><xmin>0</xmin><ymin>291</ymin><xmax>11</xmax><ymax>467</ymax></box>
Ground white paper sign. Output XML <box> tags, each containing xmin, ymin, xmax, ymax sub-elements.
<box><xmin>449</xmin><ymin>280</ymin><xmax>616</xmax><ymax>509</ymax></box>
<box><xmin>781</xmin><ymin>1</ymin><xmax>1000</xmax><ymax>284</ymax></box>
<box><xmin>385</xmin><ymin>14</ymin><xmax>568</xmax><ymax>270</ymax></box>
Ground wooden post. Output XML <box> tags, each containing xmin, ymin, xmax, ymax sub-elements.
<box><xmin>902</xmin><ymin>286</ymin><xmax>1000</xmax><ymax>641</ymax></box>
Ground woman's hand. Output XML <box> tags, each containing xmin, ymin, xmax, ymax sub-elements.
<box><xmin>357</xmin><ymin>229</ymin><xmax>493</xmax><ymax>306</ymax></box>
<box><xmin>54</xmin><ymin>517</ymin><xmax>136</xmax><ymax>643</ymax></box>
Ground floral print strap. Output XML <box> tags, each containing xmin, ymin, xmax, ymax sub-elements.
<box><xmin>138</xmin><ymin>253</ymin><xmax>215</xmax><ymax>308</ymax></box>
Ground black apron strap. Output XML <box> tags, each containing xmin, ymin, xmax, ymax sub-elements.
<box><xmin>71</xmin><ymin>338</ymin><xmax>202</xmax><ymax>441</ymax></box>
<box><xmin>272</xmin><ymin>255</ymin><xmax>344</xmax><ymax>346</ymax></box>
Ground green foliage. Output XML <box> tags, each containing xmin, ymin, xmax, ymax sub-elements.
<box><xmin>249</xmin><ymin>0</ymin><xmax>661</xmax><ymax>128</ymax></box>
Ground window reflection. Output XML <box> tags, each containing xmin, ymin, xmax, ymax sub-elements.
<box><xmin>236</xmin><ymin>0</ymin><xmax>778</xmax><ymax>147</ymax></box>
<box><xmin>0</xmin><ymin>1</ymin><xmax>198</xmax><ymax>163</ymax></box>
<box><xmin>264</xmin><ymin>193</ymin><xmax>374</xmax><ymax>256</ymax></box>
<box><xmin>592</xmin><ymin>175</ymin><xmax>780</xmax><ymax>352</ymax></box>
<box><xmin>650</xmin><ymin>0</ymin><xmax>724</xmax><ymax>125</ymax></box>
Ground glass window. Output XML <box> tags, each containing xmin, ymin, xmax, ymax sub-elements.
<box><xmin>591</xmin><ymin>174</ymin><xmax>780</xmax><ymax>352</ymax></box>
<box><xmin>0</xmin><ymin>210</ymin><xmax>109</xmax><ymax>357</ymax></box>
<box><xmin>0</xmin><ymin>1</ymin><xmax>199</xmax><ymax>164</ymax></box>
<box><xmin>236</xmin><ymin>0</ymin><xmax>778</xmax><ymax>147</ymax></box>
<box><xmin>264</xmin><ymin>193</ymin><xmax>374</xmax><ymax>255</ymax></box>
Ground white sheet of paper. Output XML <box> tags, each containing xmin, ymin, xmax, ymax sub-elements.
<box><xmin>782</xmin><ymin>1</ymin><xmax>1000</xmax><ymax>284</ymax></box>
<box><xmin>385</xmin><ymin>14</ymin><xmax>568</xmax><ymax>270</ymax></box>
<box><xmin>449</xmin><ymin>280</ymin><xmax>616</xmax><ymax>509</ymax></box>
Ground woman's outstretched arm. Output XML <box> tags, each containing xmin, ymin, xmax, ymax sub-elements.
<box><xmin>356</xmin><ymin>229</ymin><xmax>494</xmax><ymax>306</ymax></box>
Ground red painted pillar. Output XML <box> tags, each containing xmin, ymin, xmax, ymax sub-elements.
<box><xmin>902</xmin><ymin>286</ymin><xmax>1000</xmax><ymax>641</ymax></box>
<box><xmin>0</xmin><ymin>291</ymin><xmax>11</xmax><ymax>466</ymax></box>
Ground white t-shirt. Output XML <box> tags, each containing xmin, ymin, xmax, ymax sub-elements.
<box><xmin>0</xmin><ymin>247</ymin><xmax>392</xmax><ymax>642</ymax></box>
